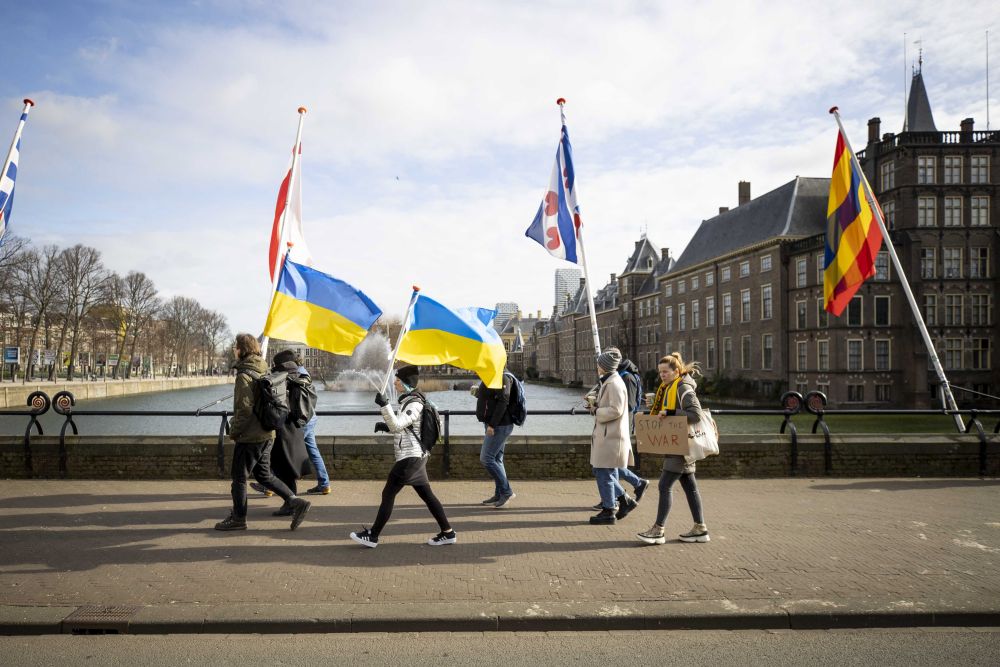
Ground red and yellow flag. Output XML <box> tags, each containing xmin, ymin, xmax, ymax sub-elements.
<box><xmin>823</xmin><ymin>130</ymin><xmax>884</xmax><ymax>316</ymax></box>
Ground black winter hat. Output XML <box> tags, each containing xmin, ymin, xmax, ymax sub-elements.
<box><xmin>272</xmin><ymin>349</ymin><xmax>298</xmax><ymax>367</ymax></box>
<box><xmin>395</xmin><ymin>364</ymin><xmax>419</xmax><ymax>387</ymax></box>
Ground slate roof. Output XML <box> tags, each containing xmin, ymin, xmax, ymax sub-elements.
<box><xmin>669</xmin><ymin>176</ymin><xmax>829</xmax><ymax>274</ymax></box>
<box><xmin>621</xmin><ymin>236</ymin><xmax>661</xmax><ymax>275</ymax></box>
<box><xmin>905</xmin><ymin>70</ymin><xmax>937</xmax><ymax>133</ymax></box>
<box><xmin>638</xmin><ymin>252</ymin><xmax>675</xmax><ymax>296</ymax></box>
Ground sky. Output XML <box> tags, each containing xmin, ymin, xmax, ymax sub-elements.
<box><xmin>3</xmin><ymin>0</ymin><xmax>997</xmax><ymax>334</ymax></box>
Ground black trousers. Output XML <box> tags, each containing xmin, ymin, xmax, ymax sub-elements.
<box><xmin>231</xmin><ymin>440</ymin><xmax>294</xmax><ymax>518</ymax></box>
<box><xmin>371</xmin><ymin>466</ymin><xmax>450</xmax><ymax>538</ymax></box>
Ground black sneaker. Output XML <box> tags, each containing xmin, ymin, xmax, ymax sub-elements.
<box><xmin>305</xmin><ymin>485</ymin><xmax>331</xmax><ymax>495</ymax></box>
<box><xmin>427</xmin><ymin>530</ymin><xmax>457</xmax><ymax>546</ymax></box>
<box><xmin>634</xmin><ymin>479</ymin><xmax>650</xmax><ymax>502</ymax></box>
<box><xmin>350</xmin><ymin>527</ymin><xmax>378</xmax><ymax>548</ymax></box>
<box><xmin>214</xmin><ymin>514</ymin><xmax>247</xmax><ymax>531</ymax></box>
<box><xmin>482</xmin><ymin>494</ymin><xmax>501</xmax><ymax>505</ymax></box>
<box><xmin>493</xmin><ymin>492</ymin><xmax>516</xmax><ymax>508</ymax></box>
<box><xmin>589</xmin><ymin>508</ymin><xmax>616</xmax><ymax>525</ymax></box>
<box><xmin>289</xmin><ymin>498</ymin><xmax>311</xmax><ymax>530</ymax></box>
<box><xmin>615</xmin><ymin>494</ymin><xmax>638</xmax><ymax>520</ymax></box>
<box><xmin>272</xmin><ymin>502</ymin><xmax>293</xmax><ymax>517</ymax></box>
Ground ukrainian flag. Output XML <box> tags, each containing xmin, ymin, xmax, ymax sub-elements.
<box><xmin>263</xmin><ymin>259</ymin><xmax>382</xmax><ymax>356</ymax></box>
<box><xmin>396</xmin><ymin>293</ymin><xmax>507</xmax><ymax>388</ymax></box>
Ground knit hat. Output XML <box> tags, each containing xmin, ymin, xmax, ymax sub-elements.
<box><xmin>395</xmin><ymin>364</ymin><xmax>419</xmax><ymax>387</ymax></box>
<box><xmin>596</xmin><ymin>347</ymin><xmax>622</xmax><ymax>372</ymax></box>
<box><xmin>272</xmin><ymin>349</ymin><xmax>297</xmax><ymax>367</ymax></box>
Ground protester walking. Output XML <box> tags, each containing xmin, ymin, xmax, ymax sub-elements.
<box><xmin>349</xmin><ymin>365</ymin><xmax>456</xmax><ymax>548</ymax></box>
<box><xmin>215</xmin><ymin>334</ymin><xmax>310</xmax><ymax>532</ymax></box>
<box><xmin>294</xmin><ymin>354</ymin><xmax>330</xmax><ymax>495</ymax></box>
<box><xmin>474</xmin><ymin>369</ymin><xmax>517</xmax><ymax>508</ymax></box>
<box><xmin>637</xmin><ymin>352</ymin><xmax>710</xmax><ymax>545</ymax></box>
<box><xmin>588</xmin><ymin>347</ymin><xmax>637</xmax><ymax>525</ymax></box>
<box><xmin>264</xmin><ymin>350</ymin><xmax>319</xmax><ymax>516</ymax></box>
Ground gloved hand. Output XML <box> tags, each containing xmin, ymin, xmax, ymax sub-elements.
<box><xmin>374</xmin><ymin>421</ymin><xmax>390</xmax><ymax>433</ymax></box>
<box><xmin>374</xmin><ymin>392</ymin><xmax>389</xmax><ymax>407</ymax></box>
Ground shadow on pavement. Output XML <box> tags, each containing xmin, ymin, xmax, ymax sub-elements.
<box><xmin>809</xmin><ymin>479</ymin><xmax>1000</xmax><ymax>491</ymax></box>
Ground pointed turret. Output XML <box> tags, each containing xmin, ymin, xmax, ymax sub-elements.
<box><xmin>904</xmin><ymin>66</ymin><xmax>937</xmax><ymax>132</ymax></box>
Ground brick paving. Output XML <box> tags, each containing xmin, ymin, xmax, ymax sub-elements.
<box><xmin>0</xmin><ymin>477</ymin><xmax>998</xmax><ymax>615</ymax></box>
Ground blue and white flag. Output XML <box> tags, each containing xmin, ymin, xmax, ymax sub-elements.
<box><xmin>525</xmin><ymin>122</ymin><xmax>581</xmax><ymax>263</ymax></box>
<box><xmin>0</xmin><ymin>100</ymin><xmax>34</xmax><ymax>249</ymax></box>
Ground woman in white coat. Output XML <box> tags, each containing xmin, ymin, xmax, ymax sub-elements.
<box><xmin>589</xmin><ymin>347</ymin><xmax>635</xmax><ymax>525</ymax></box>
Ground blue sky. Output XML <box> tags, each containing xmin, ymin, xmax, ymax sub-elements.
<box><xmin>3</xmin><ymin>0</ymin><xmax>997</xmax><ymax>333</ymax></box>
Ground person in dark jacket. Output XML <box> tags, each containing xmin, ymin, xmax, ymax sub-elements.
<box><xmin>215</xmin><ymin>334</ymin><xmax>310</xmax><ymax>532</ymax></box>
<box><xmin>265</xmin><ymin>349</ymin><xmax>315</xmax><ymax>516</ymax></box>
<box><xmin>474</xmin><ymin>370</ymin><xmax>516</xmax><ymax>507</ymax></box>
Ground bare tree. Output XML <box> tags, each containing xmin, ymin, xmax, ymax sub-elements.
<box><xmin>198</xmin><ymin>309</ymin><xmax>229</xmax><ymax>374</ymax></box>
<box><xmin>107</xmin><ymin>271</ymin><xmax>159</xmax><ymax>379</ymax></box>
<box><xmin>161</xmin><ymin>296</ymin><xmax>202</xmax><ymax>376</ymax></box>
<box><xmin>16</xmin><ymin>245</ymin><xmax>63</xmax><ymax>382</ymax></box>
<box><xmin>0</xmin><ymin>236</ymin><xmax>29</xmax><ymax>381</ymax></box>
<box><xmin>51</xmin><ymin>245</ymin><xmax>109</xmax><ymax>381</ymax></box>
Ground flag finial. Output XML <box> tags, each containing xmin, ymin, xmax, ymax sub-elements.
<box><xmin>297</xmin><ymin>106</ymin><xmax>307</xmax><ymax>114</ymax></box>
<box><xmin>829</xmin><ymin>106</ymin><xmax>839</xmax><ymax>114</ymax></box>
<box><xmin>556</xmin><ymin>98</ymin><xmax>566</xmax><ymax>106</ymax></box>
<box><xmin>412</xmin><ymin>285</ymin><xmax>421</xmax><ymax>292</ymax></box>
<box><xmin>23</xmin><ymin>99</ymin><xmax>34</xmax><ymax>107</ymax></box>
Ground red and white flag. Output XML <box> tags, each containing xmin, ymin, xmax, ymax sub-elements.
<box><xmin>269</xmin><ymin>143</ymin><xmax>313</xmax><ymax>280</ymax></box>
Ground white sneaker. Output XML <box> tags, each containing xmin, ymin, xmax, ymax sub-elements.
<box><xmin>678</xmin><ymin>523</ymin><xmax>710</xmax><ymax>543</ymax></box>
<box><xmin>637</xmin><ymin>524</ymin><xmax>666</xmax><ymax>545</ymax></box>
<box><xmin>427</xmin><ymin>530</ymin><xmax>457</xmax><ymax>546</ymax></box>
<box><xmin>350</xmin><ymin>528</ymin><xmax>378</xmax><ymax>548</ymax></box>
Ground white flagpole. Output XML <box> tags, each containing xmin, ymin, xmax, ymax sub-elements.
<box><xmin>0</xmin><ymin>99</ymin><xmax>34</xmax><ymax>239</ymax></box>
<box><xmin>261</xmin><ymin>106</ymin><xmax>307</xmax><ymax>361</ymax></box>
<box><xmin>557</xmin><ymin>99</ymin><xmax>601</xmax><ymax>357</ymax></box>
<box><xmin>380</xmin><ymin>287</ymin><xmax>421</xmax><ymax>394</ymax></box>
<box><xmin>829</xmin><ymin>107</ymin><xmax>963</xmax><ymax>431</ymax></box>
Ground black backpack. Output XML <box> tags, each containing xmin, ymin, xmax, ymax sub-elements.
<box><xmin>404</xmin><ymin>390</ymin><xmax>442</xmax><ymax>453</ymax></box>
<box><xmin>243</xmin><ymin>369</ymin><xmax>290</xmax><ymax>430</ymax></box>
<box><xmin>505</xmin><ymin>372</ymin><xmax>527</xmax><ymax>426</ymax></box>
<box><xmin>287</xmin><ymin>375</ymin><xmax>317</xmax><ymax>427</ymax></box>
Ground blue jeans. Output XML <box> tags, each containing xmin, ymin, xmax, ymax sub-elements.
<box><xmin>303</xmin><ymin>416</ymin><xmax>329</xmax><ymax>488</ymax></box>
<box><xmin>480</xmin><ymin>424</ymin><xmax>514</xmax><ymax>497</ymax></box>
<box><xmin>593</xmin><ymin>467</ymin><xmax>625</xmax><ymax>510</ymax></box>
<box><xmin>617</xmin><ymin>466</ymin><xmax>642</xmax><ymax>489</ymax></box>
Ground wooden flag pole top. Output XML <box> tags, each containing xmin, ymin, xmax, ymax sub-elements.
<box><xmin>828</xmin><ymin>106</ymin><xmax>838</xmax><ymax>114</ymax></box>
<box><xmin>298</xmin><ymin>106</ymin><xmax>307</xmax><ymax>114</ymax></box>
<box><xmin>412</xmin><ymin>285</ymin><xmax>420</xmax><ymax>292</ymax></box>
<box><xmin>23</xmin><ymin>99</ymin><xmax>34</xmax><ymax>107</ymax></box>
<box><xmin>556</xmin><ymin>97</ymin><xmax>566</xmax><ymax>106</ymax></box>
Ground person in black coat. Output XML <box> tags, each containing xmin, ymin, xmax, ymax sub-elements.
<box><xmin>261</xmin><ymin>349</ymin><xmax>313</xmax><ymax>516</ymax></box>
<box><xmin>474</xmin><ymin>370</ymin><xmax>516</xmax><ymax>507</ymax></box>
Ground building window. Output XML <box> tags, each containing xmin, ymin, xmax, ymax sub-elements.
<box><xmin>796</xmin><ymin>257</ymin><xmax>807</xmax><ymax>287</ymax></box>
<box><xmin>797</xmin><ymin>341</ymin><xmax>807</xmax><ymax>371</ymax></box>
<box><xmin>796</xmin><ymin>301</ymin><xmax>807</xmax><ymax>329</ymax></box>
<box><xmin>971</xmin><ymin>196</ymin><xmax>990</xmax><ymax>226</ymax></box>
<box><xmin>944</xmin><ymin>338</ymin><xmax>963</xmax><ymax>370</ymax></box>
<box><xmin>847</xmin><ymin>384</ymin><xmax>865</xmax><ymax>402</ymax></box>
<box><xmin>739</xmin><ymin>261</ymin><xmax>750</xmax><ymax>278</ymax></box>
<box><xmin>706</xmin><ymin>296</ymin><xmax>716</xmax><ymax>326</ymax></box>
<box><xmin>847</xmin><ymin>296</ymin><xmax>862</xmax><ymax>327</ymax></box>
<box><xmin>722</xmin><ymin>293</ymin><xmax>732</xmax><ymax>325</ymax></box>
<box><xmin>692</xmin><ymin>300</ymin><xmax>700</xmax><ymax>329</ymax></box>
<box><xmin>847</xmin><ymin>339</ymin><xmax>863</xmax><ymax>371</ymax></box>
<box><xmin>969</xmin><ymin>247</ymin><xmax>989</xmax><ymax>279</ymax></box>
<box><xmin>943</xmin><ymin>196</ymin><xmax>962</xmax><ymax>227</ymax></box>
<box><xmin>943</xmin><ymin>156</ymin><xmax>962</xmax><ymax>184</ymax></box>
<box><xmin>678</xmin><ymin>303</ymin><xmax>687</xmax><ymax>331</ymax></box>
<box><xmin>691</xmin><ymin>275</ymin><xmax>700</xmax><ymax>290</ymax></box>
<box><xmin>741</xmin><ymin>335</ymin><xmax>751</xmax><ymax>370</ymax></box>
<box><xmin>924</xmin><ymin>294</ymin><xmax>938</xmax><ymax>326</ymax></box>
<box><xmin>874</xmin><ymin>251</ymin><xmax>890</xmax><ymax>281</ymax></box>
<box><xmin>796</xmin><ymin>382</ymin><xmax>808</xmax><ymax>395</ymax></box>
<box><xmin>761</xmin><ymin>285</ymin><xmax>773</xmax><ymax>320</ymax></box>
<box><xmin>678</xmin><ymin>279</ymin><xmax>686</xmax><ymax>295</ymax></box>
<box><xmin>882</xmin><ymin>200</ymin><xmax>895</xmax><ymax>230</ymax></box>
<box><xmin>722</xmin><ymin>338</ymin><xmax>732</xmax><ymax>369</ymax></box>
<box><xmin>874</xmin><ymin>295</ymin><xmax>890</xmax><ymax>326</ymax></box>
<box><xmin>817</xmin><ymin>298</ymin><xmax>829</xmax><ymax>328</ymax></box>
<box><xmin>665</xmin><ymin>306</ymin><xmax>673</xmax><ymax>332</ymax></box>
<box><xmin>692</xmin><ymin>340</ymin><xmax>700</xmax><ymax>363</ymax></box>
<box><xmin>818</xmin><ymin>339</ymin><xmax>830</xmax><ymax>371</ymax></box>
<box><xmin>721</xmin><ymin>266</ymin><xmax>731</xmax><ymax>282</ymax></box>
<box><xmin>762</xmin><ymin>334</ymin><xmax>773</xmax><ymax>370</ymax></box>
<box><xmin>920</xmin><ymin>247</ymin><xmax>936</xmax><ymax>279</ymax></box>
<box><xmin>875</xmin><ymin>384</ymin><xmax>892</xmax><ymax>402</ymax></box>
<box><xmin>875</xmin><ymin>339</ymin><xmax>890</xmax><ymax>370</ymax></box>
<box><xmin>918</xmin><ymin>196</ymin><xmax>937</xmax><ymax>227</ymax></box>
<box><xmin>707</xmin><ymin>338</ymin><xmax>716</xmax><ymax>369</ymax></box>
<box><xmin>917</xmin><ymin>156</ymin><xmax>936</xmax><ymax>184</ymax></box>
<box><xmin>943</xmin><ymin>247</ymin><xmax>963</xmax><ymax>279</ymax></box>
<box><xmin>971</xmin><ymin>156</ymin><xmax>989</xmax><ymax>184</ymax></box>
<box><xmin>705</xmin><ymin>271</ymin><xmax>714</xmax><ymax>287</ymax></box>
<box><xmin>970</xmin><ymin>295</ymin><xmax>991</xmax><ymax>326</ymax></box>
<box><xmin>969</xmin><ymin>338</ymin><xmax>990</xmax><ymax>370</ymax></box>
<box><xmin>880</xmin><ymin>160</ymin><xmax>895</xmax><ymax>190</ymax></box>
<box><xmin>944</xmin><ymin>294</ymin><xmax>963</xmax><ymax>325</ymax></box>
<box><xmin>816</xmin><ymin>254</ymin><xmax>825</xmax><ymax>285</ymax></box>
<box><xmin>760</xmin><ymin>255</ymin><xmax>772</xmax><ymax>272</ymax></box>
<box><xmin>665</xmin><ymin>283</ymin><xmax>673</xmax><ymax>297</ymax></box>
<box><xmin>740</xmin><ymin>289</ymin><xmax>751</xmax><ymax>322</ymax></box>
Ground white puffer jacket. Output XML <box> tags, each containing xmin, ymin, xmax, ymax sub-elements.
<box><xmin>381</xmin><ymin>392</ymin><xmax>426</xmax><ymax>461</ymax></box>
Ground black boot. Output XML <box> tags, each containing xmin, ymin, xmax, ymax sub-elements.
<box><xmin>615</xmin><ymin>494</ymin><xmax>638</xmax><ymax>520</ymax></box>
<box><xmin>589</xmin><ymin>507</ymin><xmax>617</xmax><ymax>525</ymax></box>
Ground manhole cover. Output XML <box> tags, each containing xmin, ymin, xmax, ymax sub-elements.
<box><xmin>63</xmin><ymin>605</ymin><xmax>139</xmax><ymax>634</ymax></box>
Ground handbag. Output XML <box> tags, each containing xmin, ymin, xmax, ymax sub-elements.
<box><xmin>686</xmin><ymin>408</ymin><xmax>719</xmax><ymax>462</ymax></box>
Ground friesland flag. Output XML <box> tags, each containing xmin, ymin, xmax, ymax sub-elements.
<box><xmin>525</xmin><ymin>124</ymin><xmax>581</xmax><ymax>263</ymax></box>
<box><xmin>0</xmin><ymin>101</ymin><xmax>34</xmax><ymax>248</ymax></box>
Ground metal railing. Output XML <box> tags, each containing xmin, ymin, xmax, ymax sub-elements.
<box><xmin>2</xmin><ymin>390</ymin><xmax>997</xmax><ymax>479</ymax></box>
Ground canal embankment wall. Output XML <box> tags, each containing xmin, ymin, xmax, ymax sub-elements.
<box><xmin>2</xmin><ymin>433</ymin><xmax>997</xmax><ymax>480</ymax></box>
<box><xmin>0</xmin><ymin>376</ymin><xmax>231</xmax><ymax>409</ymax></box>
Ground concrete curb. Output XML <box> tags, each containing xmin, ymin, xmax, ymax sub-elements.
<box><xmin>2</xmin><ymin>601</ymin><xmax>998</xmax><ymax>635</ymax></box>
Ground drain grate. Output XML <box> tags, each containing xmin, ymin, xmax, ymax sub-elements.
<box><xmin>63</xmin><ymin>605</ymin><xmax>140</xmax><ymax>635</ymax></box>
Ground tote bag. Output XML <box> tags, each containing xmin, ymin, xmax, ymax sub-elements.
<box><xmin>686</xmin><ymin>409</ymin><xmax>719</xmax><ymax>462</ymax></box>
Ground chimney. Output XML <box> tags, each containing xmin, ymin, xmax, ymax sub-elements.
<box><xmin>661</xmin><ymin>247</ymin><xmax>670</xmax><ymax>260</ymax></box>
<box><xmin>516</xmin><ymin>310</ymin><xmax>522</xmax><ymax>319</ymax></box>
<box><xmin>610</xmin><ymin>273</ymin><xmax>617</xmax><ymax>283</ymax></box>
<box><xmin>867</xmin><ymin>117</ymin><xmax>881</xmax><ymax>143</ymax></box>
<box><xmin>537</xmin><ymin>310</ymin><xmax>541</xmax><ymax>319</ymax></box>
<box><xmin>738</xmin><ymin>181</ymin><xmax>751</xmax><ymax>206</ymax></box>
<box><xmin>960</xmin><ymin>118</ymin><xmax>975</xmax><ymax>141</ymax></box>
<box><xmin>719</xmin><ymin>206</ymin><xmax>729</xmax><ymax>215</ymax></box>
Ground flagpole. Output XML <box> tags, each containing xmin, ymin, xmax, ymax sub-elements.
<box><xmin>261</xmin><ymin>106</ymin><xmax>307</xmax><ymax>360</ymax></box>
<box><xmin>557</xmin><ymin>99</ymin><xmax>601</xmax><ymax>357</ymax></box>
<box><xmin>380</xmin><ymin>287</ymin><xmax>420</xmax><ymax>394</ymax></box>
<box><xmin>0</xmin><ymin>99</ymin><xmax>34</xmax><ymax>241</ymax></box>
<box><xmin>829</xmin><ymin>107</ymin><xmax>963</xmax><ymax>431</ymax></box>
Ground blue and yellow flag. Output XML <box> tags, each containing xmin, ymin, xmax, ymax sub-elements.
<box><xmin>263</xmin><ymin>259</ymin><xmax>382</xmax><ymax>356</ymax></box>
<box><xmin>396</xmin><ymin>293</ymin><xmax>507</xmax><ymax>388</ymax></box>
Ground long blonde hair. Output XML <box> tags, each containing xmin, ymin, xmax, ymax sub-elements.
<box><xmin>658</xmin><ymin>352</ymin><xmax>702</xmax><ymax>378</ymax></box>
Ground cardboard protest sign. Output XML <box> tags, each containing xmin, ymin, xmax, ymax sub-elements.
<box><xmin>635</xmin><ymin>413</ymin><xmax>690</xmax><ymax>456</ymax></box>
